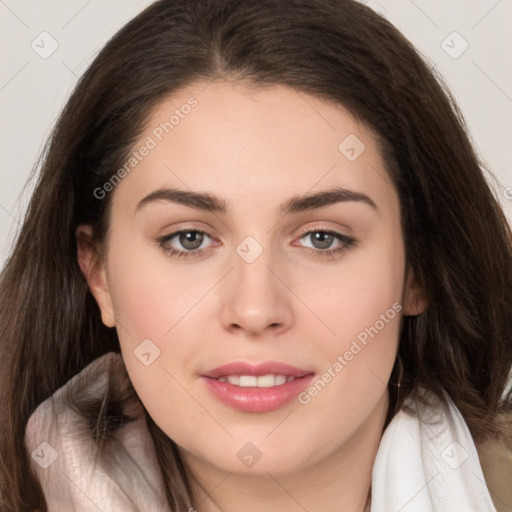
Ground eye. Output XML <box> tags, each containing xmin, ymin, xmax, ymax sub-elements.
<box><xmin>156</xmin><ymin>227</ymin><xmax>355</xmax><ymax>261</ymax></box>
<box><xmin>295</xmin><ymin>229</ymin><xmax>355</xmax><ymax>259</ymax></box>
<box><xmin>158</xmin><ymin>229</ymin><xmax>215</xmax><ymax>259</ymax></box>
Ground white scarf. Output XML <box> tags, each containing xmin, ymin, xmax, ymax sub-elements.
<box><xmin>371</xmin><ymin>389</ymin><xmax>497</xmax><ymax>511</ymax></box>
<box><xmin>25</xmin><ymin>353</ymin><xmax>497</xmax><ymax>511</ymax></box>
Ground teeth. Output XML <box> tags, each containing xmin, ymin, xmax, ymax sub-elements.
<box><xmin>219</xmin><ymin>374</ymin><xmax>292</xmax><ymax>387</ymax></box>
<box><xmin>274</xmin><ymin>375</ymin><xmax>287</xmax><ymax>386</ymax></box>
<box><xmin>227</xmin><ymin>375</ymin><xmax>240</xmax><ymax>385</ymax></box>
<box><xmin>239</xmin><ymin>375</ymin><xmax>258</xmax><ymax>387</ymax></box>
<box><xmin>258</xmin><ymin>374</ymin><xmax>280</xmax><ymax>387</ymax></box>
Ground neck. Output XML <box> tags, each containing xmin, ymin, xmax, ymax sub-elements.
<box><xmin>182</xmin><ymin>391</ymin><xmax>388</xmax><ymax>512</ymax></box>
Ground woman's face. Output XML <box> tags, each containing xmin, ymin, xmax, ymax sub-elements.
<box><xmin>80</xmin><ymin>80</ymin><xmax>423</xmax><ymax>477</ymax></box>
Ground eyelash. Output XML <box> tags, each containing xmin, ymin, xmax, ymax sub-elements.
<box><xmin>157</xmin><ymin>228</ymin><xmax>356</xmax><ymax>261</ymax></box>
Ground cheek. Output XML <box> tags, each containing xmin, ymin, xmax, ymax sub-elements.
<box><xmin>104</xmin><ymin>233</ymin><xmax>217</xmax><ymax>422</ymax></box>
<box><xmin>293</xmin><ymin>229</ymin><xmax>405</xmax><ymax>406</ymax></box>
<box><xmin>299</xmin><ymin>227</ymin><xmax>405</xmax><ymax>348</ymax></box>
<box><xmin>105</xmin><ymin>232</ymin><xmax>208</xmax><ymax>339</ymax></box>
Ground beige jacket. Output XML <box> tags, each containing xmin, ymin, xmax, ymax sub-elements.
<box><xmin>477</xmin><ymin>429</ymin><xmax>512</xmax><ymax>512</ymax></box>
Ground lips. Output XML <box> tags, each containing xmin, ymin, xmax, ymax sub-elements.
<box><xmin>202</xmin><ymin>361</ymin><xmax>312</xmax><ymax>379</ymax></box>
<box><xmin>201</xmin><ymin>361</ymin><xmax>315</xmax><ymax>413</ymax></box>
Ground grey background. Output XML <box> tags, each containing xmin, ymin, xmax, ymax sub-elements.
<box><xmin>1</xmin><ymin>0</ymin><xmax>511</xmax><ymax>269</ymax></box>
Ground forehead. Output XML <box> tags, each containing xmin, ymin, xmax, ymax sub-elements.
<box><xmin>111</xmin><ymin>80</ymin><xmax>397</xmax><ymax>217</ymax></box>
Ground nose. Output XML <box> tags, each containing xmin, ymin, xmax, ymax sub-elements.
<box><xmin>220</xmin><ymin>245</ymin><xmax>294</xmax><ymax>337</ymax></box>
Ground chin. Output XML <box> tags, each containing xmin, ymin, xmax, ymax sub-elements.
<box><xmin>184</xmin><ymin>435</ymin><xmax>321</xmax><ymax>477</ymax></box>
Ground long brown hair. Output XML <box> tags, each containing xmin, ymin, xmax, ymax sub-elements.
<box><xmin>1</xmin><ymin>0</ymin><xmax>511</xmax><ymax>510</ymax></box>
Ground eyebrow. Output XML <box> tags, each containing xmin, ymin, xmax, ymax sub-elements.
<box><xmin>135</xmin><ymin>186</ymin><xmax>378</xmax><ymax>215</ymax></box>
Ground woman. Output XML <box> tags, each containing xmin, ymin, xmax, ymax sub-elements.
<box><xmin>0</xmin><ymin>0</ymin><xmax>511</xmax><ymax>510</ymax></box>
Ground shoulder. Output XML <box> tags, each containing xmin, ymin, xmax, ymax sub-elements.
<box><xmin>373</xmin><ymin>389</ymin><xmax>500</xmax><ymax>511</ymax></box>
<box><xmin>25</xmin><ymin>352</ymin><xmax>170</xmax><ymax>511</ymax></box>
<box><xmin>476</xmin><ymin>416</ymin><xmax>512</xmax><ymax>512</ymax></box>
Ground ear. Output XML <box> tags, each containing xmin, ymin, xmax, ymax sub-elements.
<box><xmin>76</xmin><ymin>225</ymin><xmax>116</xmax><ymax>328</ymax></box>
<box><xmin>402</xmin><ymin>265</ymin><xmax>427</xmax><ymax>316</ymax></box>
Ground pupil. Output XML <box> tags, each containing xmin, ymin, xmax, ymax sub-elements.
<box><xmin>312</xmin><ymin>232</ymin><xmax>333</xmax><ymax>249</ymax></box>
<box><xmin>181</xmin><ymin>231</ymin><xmax>203</xmax><ymax>250</ymax></box>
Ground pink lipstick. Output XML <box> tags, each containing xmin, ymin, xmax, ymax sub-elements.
<box><xmin>201</xmin><ymin>361</ymin><xmax>315</xmax><ymax>413</ymax></box>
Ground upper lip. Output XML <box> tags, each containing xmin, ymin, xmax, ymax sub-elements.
<box><xmin>202</xmin><ymin>361</ymin><xmax>313</xmax><ymax>379</ymax></box>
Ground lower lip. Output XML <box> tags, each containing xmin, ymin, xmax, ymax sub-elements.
<box><xmin>201</xmin><ymin>375</ymin><xmax>315</xmax><ymax>413</ymax></box>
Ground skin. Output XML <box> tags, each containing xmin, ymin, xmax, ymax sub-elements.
<box><xmin>77</xmin><ymin>80</ymin><xmax>425</xmax><ymax>512</ymax></box>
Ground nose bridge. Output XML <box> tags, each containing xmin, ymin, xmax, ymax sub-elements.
<box><xmin>220</xmin><ymin>235</ymin><xmax>293</xmax><ymax>335</ymax></box>
<box><xmin>235</xmin><ymin>239</ymin><xmax>274</xmax><ymax>293</ymax></box>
